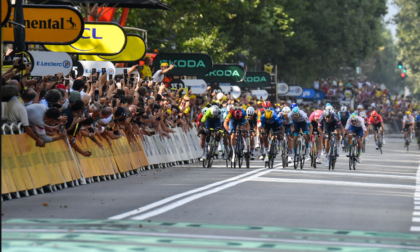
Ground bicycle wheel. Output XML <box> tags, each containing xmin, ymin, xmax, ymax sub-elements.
<box><xmin>207</xmin><ymin>142</ymin><xmax>215</xmax><ymax>168</ymax></box>
<box><xmin>245</xmin><ymin>152</ymin><xmax>250</xmax><ymax>168</ymax></box>
<box><xmin>352</xmin><ymin>146</ymin><xmax>357</xmax><ymax>170</ymax></box>
<box><xmin>331</xmin><ymin>146</ymin><xmax>336</xmax><ymax>170</ymax></box>
<box><xmin>378</xmin><ymin>134</ymin><xmax>383</xmax><ymax>154</ymax></box>
<box><xmin>300</xmin><ymin>144</ymin><xmax>306</xmax><ymax>169</ymax></box>
<box><xmin>294</xmin><ymin>141</ymin><xmax>301</xmax><ymax>169</ymax></box>
<box><xmin>268</xmin><ymin>141</ymin><xmax>276</xmax><ymax>169</ymax></box>
<box><xmin>348</xmin><ymin>146</ymin><xmax>352</xmax><ymax>170</ymax></box>
<box><xmin>328</xmin><ymin>145</ymin><xmax>333</xmax><ymax>170</ymax></box>
<box><xmin>407</xmin><ymin>139</ymin><xmax>409</xmax><ymax>151</ymax></box>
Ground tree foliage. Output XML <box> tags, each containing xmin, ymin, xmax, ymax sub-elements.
<box><xmin>120</xmin><ymin>0</ymin><xmax>387</xmax><ymax>86</ymax></box>
<box><xmin>395</xmin><ymin>0</ymin><xmax>420</xmax><ymax>93</ymax></box>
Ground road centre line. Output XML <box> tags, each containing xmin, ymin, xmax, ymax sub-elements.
<box><xmin>2</xmin><ymin>228</ymin><xmax>417</xmax><ymax>250</ymax></box>
<box><xmin>271</xmin><ymin>169</ymin><xmax>416</xmax><ymax>180</ymax></box>
<box><xmin>108</xmin><ymin>167</ymin><xmax>266</xmax><ymax>220</ymax></box>
<box><xmin>250</xmin><ymin>177</ymin><xmax>416</xmax><ymax>190</ymax></box>
<box><xmin>131</xmin><ymin>168</ymin><xmax>277</xmax><ymax>220</ymax></box>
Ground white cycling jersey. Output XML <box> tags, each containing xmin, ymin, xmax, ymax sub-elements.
<box><xmin>403</xmin><ymin>115</ymin><xmax>415</xmax><ymax>124</ymax></box>
<box><xmin>345</xmin><ymin>116</ymin><xmax>367</xmax><ymax>131</ymax></box>
<box><xmin>288</xmin><ymin>110</ymin><xmax>310</xmax><ymax>124</ymax></box>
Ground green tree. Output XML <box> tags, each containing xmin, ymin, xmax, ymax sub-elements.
<box><xmin>395</xmin><ymin>0</ymin><xmax>420</xmax><ymax>93</ymax></box>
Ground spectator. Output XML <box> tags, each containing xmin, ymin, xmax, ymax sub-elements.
<box><xmin>152</xmin><ymin>62</ymin><xmax>175</xmax><ymax>82</ymax></box>
<box><xmin>26</xmin><ymin>104</ymin><xmax>67</xmax><ymax>144</ymax></box>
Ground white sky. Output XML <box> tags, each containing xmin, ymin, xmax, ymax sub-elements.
<box><xmin>385</xmin><ymin>0</ymin><xmax>399</xmax><ymax>42</ymax></box>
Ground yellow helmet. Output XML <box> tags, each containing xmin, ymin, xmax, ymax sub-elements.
<box><xmin>406</xmin><ymin>111</ymin><xmax>411</xmax><ymax>115</ymax></box>
<box><xmin>265</xmin><ymin>110</ymin><xmax>274</xmax><ymax>120</ymax></box>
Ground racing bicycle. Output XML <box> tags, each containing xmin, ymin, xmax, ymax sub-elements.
<box><xmin>294</xmin><ymin>132</ymin><xmax>307</xmax><ymax>169</ymax></box>
<box><xmin>264</xmin><ymin>129</ymin><xmax>281</xmax><ymax>169</ymax></box>
<box><xmin>310</xmin><ymin>131</ymin><xmax>319</xmax><ymax>168</ymax></box>
<box><xmin>348</xmin><ymin>133</ymin><xmax>358</xmax><ymax>170</ymax></box>
<box><xmin>281</xmin><ymin>133</ymin><xmax>289</xmax><ymax>168</ymax></box>
<box><xmin>326</xmin><ymin>132</ymin><xmax>338</xmax><ymax>170</ymax></box>
<box><xmin>202</xmin><ymin>128</ymin><xmax>219</xmax><ymax>168</ymax></box>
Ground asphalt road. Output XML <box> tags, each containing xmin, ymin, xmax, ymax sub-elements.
<box><xmin>2</xmin><ymin>136</ymin><xmax>420</xmax><ymax>251</ymax></box>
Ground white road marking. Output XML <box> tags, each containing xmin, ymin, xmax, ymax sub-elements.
<box><xmin>108</xmin><ymin>167</ymin><xmax>267</xmax><ymax>220</ymax></box>
<box><xmin>410</xmin><ymin>226</ymin><xmax>420</xmax><ymax>232</ymax></box>
<box><xmin>413</xmin><ymin>212</ymin><xmax>420</xmax><ymax>216</ymax></box>
<box><xmin>416</xmin><ymin>206</ymin><xmax>420</xmax><ymax>210</ymax></box>
<box><xmin>271</xmin><ymin>170</ymin><xmax>415</xmax><ymax>180</ymax></box>
<box><xmin>250</xmin><ymin>177</ymin><xmax>416</xmax><ymax>189</ymax></box>
<box><xmin>131</xmin><ymin>168</ymin><xmax>277</xmax><ymax>220</ymax></box>
<box><xmin>412</xmin><ymin>217</ymin><xmax>420</xmax><ymax>222</ymax></box>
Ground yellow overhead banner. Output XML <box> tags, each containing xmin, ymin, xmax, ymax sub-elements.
<box><xmin>1</xmin><ymin>0</ymin><xmax>12</xmax><ymax>27</ymax></box>
<box><xmin>3</xmin><ymin>5</ymin><xmax>84</xmax><ymax>44</ymax></box>
<box><xmin>79</xmin><ymin>34</ymin><xmax>146</xmax><ymax>62</ymax></box>
<box><xmin>44</xmin><ymin>22</ymin><xmax>127</xmax><ymax>55</ymax></box>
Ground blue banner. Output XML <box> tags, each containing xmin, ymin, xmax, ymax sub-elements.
<box><xmin>296</xmin><ymin>89</ymin><xmax>316</xmax><ymax>99</ymax></box>
<box><xmin>313</xmin><ymin>91</ymin><xmax>325</xmax><ymax>100</ymax></box>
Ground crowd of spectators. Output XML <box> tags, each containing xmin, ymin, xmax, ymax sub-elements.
<box><xmin>313</xmin><ymin>76</ymin><xmax>419</xmax><ymax>126</ymax></box>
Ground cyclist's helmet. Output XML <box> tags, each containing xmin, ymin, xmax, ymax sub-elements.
<box><xmin>275</xmin><ymin>107</ymin><xmax>282</xmax><ymax>114</ymax></box>
<box><xmin>265</xmin><ymin>110</ymin><xmax>274</xmax><ymax>120</ymax></box>
<box><xmin>210</xmin><ymin>105</ymin><xmax>220</xmax><ymax>116</ymax></box>
<box><xmin>324</xmin><ymin>109</ymin><xmax>332</xmax><ymax>117</ymax></box>
<box><xmin>220</xmin><ymin>107</ymin><xmax>227</xmax><ymax>115</ymax></box>
<box><xmin>282</xmin><ymin>106</ymin><xmax>291</xmax><ymax>114</ymax></box>
<box><xmin>233</xmin><ymin>109</ymin><xmax>243</xmax><ymax>120</ymax></box>
<box><xmin>326</xmin><ymin>103</ymin><xmax>331</xmax><ymax>107</ymax></box>
<box><xmin>246</xmin><ymin>107</ymin><xmax>255</xmax><ymax>116</ymax></box>
<box><xmin>262</xmin><ymin>101</ymin><xmax>272</xmax><ymax>108</ymax></box>
<box><xmin>292</xmin><ymin>107</ymin><xmax>300</xmax><ymax>117</ymax></box>
<box><xmin>359</xmin><ymin>111</ymin><xmax>366</xmax><ymax>118</ymax></box>
<box><xmin>357</xmin><ymin>104</ymin><xmax>363</xmax><ymax>109</ymax></box>
<box><xmin>341</xmin><ymin>105</ymin><xmax>347</xmax><ymax>112</ymax></box>
<box><xmin>406</xmin><ymin>111</ymin><xmax>411</xmax><ymax>115</ymax></box>
<box><xmin>371</xmin><ymin>111</ymin><xmax>378</xmax><ymax>117</ymax></box>
<box><xmin>201</xmin><ymin>107</ymin><xmax>208</xmax><ymax>115</ymax></box>
<box><xmin>314</xmin><ymin>110</ymin><xmax>322</xmax><ymax>120</ymax></box>
<box><xmin>325</xmin><ymin>105</ymin><xmax>333</xmax><ymax>111</ymax></box>
<box><xmin>290</xmin><ymin>103</ymin><xmax>298</xmax><ymax>110</ymax></box>
<box><xmin>350</xmin><ymin>113</ymin><xmax>358</xmax><ymax>121</ymax></box>
<box><xmin>226</xmin><ymin>104</ymin><xmax>234</xmax><ymax>112</ymax></box>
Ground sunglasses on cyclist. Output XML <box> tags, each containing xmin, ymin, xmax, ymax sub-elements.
<box><xmin>325</xmin><ymin>116</ymin><xmax>332</xmax><ymax>119</ymax></box>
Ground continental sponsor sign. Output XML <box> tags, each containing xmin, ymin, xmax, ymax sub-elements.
<box><xmin>44</xmin><ymin>22</ymin><xmax>127</xmax><ymax>55</ymax></box>
<box><xmin>3</xmin><ymin>4</ymin><xmax>84</xmax><ymax>44</ymax></box>
<box><xmin>1</xmin><ymin>0</ymin><xmax>11</xmax><ymax>27</ymax></box>
<box><xmin>79</xmin><ymin>34</ymin><xmax>146</xmax><ymax>62</ymax></box>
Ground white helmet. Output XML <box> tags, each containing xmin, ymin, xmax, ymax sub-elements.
<box><xmin>226</xmin><ymin>104</ymin><xmax>234</xmax><ymax>111</ymax></box>
<box><xmin>201</xmin><ymin>107</ymin><xmax>208</xmax><ymax>115</ymax></box>
<box><xmin>359</xmin><ymin>111</ymin><xmax>366</xmax><ymax>118</ymax></box>
<box><xmin>246</xmin><ymin>107</ymin><xmax>255</xmax><ymax>116</ymax></box>
<box><xmin>324</xmin><ymin>109</ymin><xmax>332</xmax><ymax>116</ymax></box>
<box><xmin>275</xmin><ymin>107</ymin><xmax>282</xmax><ymax>114</ymax></box>
<box><xmin>282</xmin><ymin>106</ymin><xmax>291</xmax><ymax>114</ymax></box>
<box><xmin>357</xmin><ymin>104</ymin><xmax>363</xmax><ymax>109</ymax></box>
<box><xmin>325</xmin><ymin>105</ymin><xmax>333</xmax><ymax>111</ymax></box>
<box><xmin>210</xmin><ymin>105</ymin><xmax>220</xmax><ymax>116</ymax></box>
<box><xmin>341</xmin><ymin>105</ymin><xmax>347</xmax><ymax>112</ymax></box>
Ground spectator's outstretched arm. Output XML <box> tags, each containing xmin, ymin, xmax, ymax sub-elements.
<box><xmin>24</xmin><ymin>126</ymin><xmax>45</xmax><ymax>147</ymax></box>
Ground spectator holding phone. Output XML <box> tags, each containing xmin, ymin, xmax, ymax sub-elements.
<box><xmin>152</xmin><ymin>62</ymin><xmax>174</xmax><ymax>83</ymax></box>
<box><xmin>140</xmin><ymin>55</ymin><xmax>153</xmax><ymax>80</ymax></box>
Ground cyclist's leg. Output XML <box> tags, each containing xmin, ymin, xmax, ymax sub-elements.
<box><xmin>240</xmin><ymin>123</ymin><xmax>248</xmax><ymax>153</ymax></box>
<box><xmin>356</xmin><ymin>128</ymin><xmax>364</xmax><ymax>158</ymax></box>
<box><xmin>250</xmin><ymin>129</ymin><xmax>255</xmax><ymax>156</ymax></box>
<box><xmin>201</xmin><ymin>120</ymin><xmax>212</xmax><ymax>160</ymax></box>
<box><xmin>293</xmin><ymin>122</ymin><xmax>302</xmax><ymax>155</ymax></box>
<box><xmin>229</xmin><ymin>120</ymin><xmax>236</xmax><ymax>151</ymax></box>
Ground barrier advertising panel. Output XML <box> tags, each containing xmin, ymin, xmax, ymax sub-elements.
<box><xmin>29</xmin><ymin>51</ymin><xmax>72</xmax><ymax>76</ymax></box>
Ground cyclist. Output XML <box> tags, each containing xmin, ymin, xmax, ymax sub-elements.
<box><xmin>355</xmin><ymin>104</ymin><xmax>365</xmax><ymax>116</ymax></box>
<box><xmin>288</xmin><ymin>107</ymin><xmax>311</xmax><ymax>159</ymax></box>
<box><xmin>359</xmin><ymin>110</ymin><xmax>369</xmax><ymax>141</ymax></box>
<box><xmin>318</xmin><ymin>109</ymin><xmax>342</xmax><ymax>167</ymax></box>
<box><xmin>279</xmin><ymin>106</ymin><xmax>294</xmax><ymax>162</ymax></box>
<box><xmin>224</xmin><ymin>105</ymin><xmax>249</xmax><ymax>162</ymax></box>
<box><xmin>368</xmin><ymin>111</ymin><xmax>385</xmax><ymax>149</ymax></box>
<box><xmin>257</xmin><ymin>101</ymin><xmax>276</xmax><ymax>160</ymax></box>
<box><xmin>200</xmin><ymin>106</ymin><xmax>223</xmax><ymax>161</ymax></box>
<box><xmin>309</xmin><ymin>109</ymin><xmax>324</xmax><ymax>163</ymax></box>
<box><xmin>246</xmin><ymin>106</ymin><xmax>257</xmax><ymax>160</ymax></box>
<box><xmin>402</xmin><ymin>111</ymin><xmax>415</xmax><ymax>146</ymax></box>
<box><xmin>338</xmin><ymin>105</ymin><xmax>350</xmax><ymax>142</ymax></box>
<box><xmin>196</xmin><ymin>107</ymin><xmax>209</xmax><ymax>158</ymax></box>
<box><xmin>259</xmin><ymin>109</ymin><xmax>284</xmax><ymax>162</ymax></box>
<box><xmin>345</xmin><ymin>113</ymin><xmax>368</xmax><ymax>163</ymax></box>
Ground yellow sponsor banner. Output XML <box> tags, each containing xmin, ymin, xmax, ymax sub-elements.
<box><xmin>50</xmin><ymin>139</ymin><xmax>73</xmax><ymax>183</ymax></box>
<box><xmin>62</xmin><ymin>139</ymin><xmax>81</xmax><ymax>181</ymax></box>
<box><xmin>1</xmin><ymin>0</ymin><xmax>12</xmax><ymax>27</ymax></box>
<box><xmin>22</xmin><ymin>134</ymin><xmax>52</xmax><ymax>188</ymax></box>
<box><xmin>3</xmin><ymin>5</ymin><xmax>84</xmax><ymax>44</ymax></box>
<box><xmin>79</xmin><ymin>34</ymin><xmax>146</xmax><ymax>62</ymax></box>
<box><xmin>2</xmin><ymin>135</ymin><xmax>30</xmax><ymax>192</ymax></box>
<box><xmin>44</xmin><ymin>22</ymin><xmax>127</xmax><ymax>55</ymax></box>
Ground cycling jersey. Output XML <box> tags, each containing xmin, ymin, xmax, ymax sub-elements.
<box><xmin>257</xmin><ymin>107</ymin><xmax>276</xmax><ymax>124</ymax></box>
<box><xmin>338</xmin><ymin>111</ymin><xmax>350</xmax><ymax>126</ymax></box>
<box><xmin>309</xmin><ymin>110</ymin><xmax>322</xmax><ymax>122</ymax></box>
<box><xmin>196</xmin><ymin>113</ymin><xmax>203</xmax><ymax>127</ymax></box>
<box><xmin>278</xmin><ymin>112</ymin><xmax>291</xmax><ymax>125</ymax></box>
<box><xmin>318</xmin><ymin>112</ymin><xmax>341</xmax><ymax>134</ymax></box>
<box><xmin>225</xmin><ymin>108</ymin><xmax>248</xmax><ymax>123</ymax></box>
<box><xmin>416</xmin><ymin>115</ymin><xmax>420</xmax><ymax>123</ymax></box>
<box><xmin>403</xmin><ymin>115</ymin><xmax>415</xmax><ymax>124</ymax></box>
<box><xmin>201</xmin><ymin>109</ymin><xmax>222</xmax><ymax>129</ymax></box>
<box><xmin>248</xmin><ymin>115</ymin><xmax>257</xmax><ymax>128</ymax></box>
<box><xmin>345</xmin><ymin>117</ymin><xmax>367</xmax><ymax>131</ymax></box>
<box><xmin>260</xmin><ymin>113</ymin><xmax>283</xmax><ymax>133</ymax></box>
<box><xmin>288</xmin><ymin>110</ymin><xmax>310</xmax><ymax>124</ymax></box>
<box><xmin>368</xmin><ymin>114</ymin><xmax>383</xmax><ymax>125</ymax></box>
